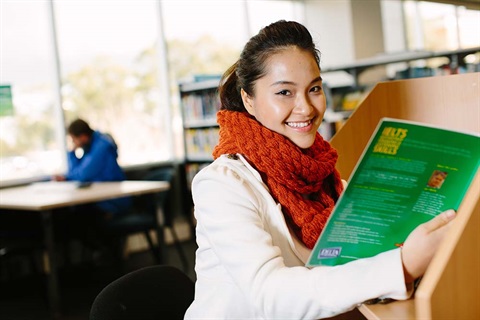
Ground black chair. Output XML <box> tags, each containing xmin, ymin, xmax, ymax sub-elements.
<box><xmin>89</xmin><ymin>265</ymin><xmax>194</xmax><ymax>320</ymax></box>
<box><xmin>0</xmin><ymin>210</ymin><xmax>44</xmax><ymax>279</ymax></box>
<box><xmin>102</xmin><ymin>167</ymin><xmax>189</xmax><ymax>271</ymax></box>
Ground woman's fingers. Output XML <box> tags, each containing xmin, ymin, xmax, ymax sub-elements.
<box><xmin>401</xmin><ymin>209</ymin><xmax>456</xmax><ymax>282</ymax></box>
<box><xmin>421</xmin><ymin>209</ymin><xmax>456</xmax><ymax>234</ymax></box>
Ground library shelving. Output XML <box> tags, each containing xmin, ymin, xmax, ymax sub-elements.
<box><xmin>179</xmin><ymin>77</ymin><xmax>221</xmax><ymax>188</ymax></box>
<box><xmin>323</xmin><ymin>46</ymin><xmax>480</xmax><ymax>88</ymax></box>
<box><xmin>321</xmin><ymin>46</ymin><xmax>480</xmax><ymax>139</ymax></box>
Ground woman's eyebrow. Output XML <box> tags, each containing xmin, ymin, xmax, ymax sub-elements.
<box><xmin>270</xmin><ymin>77</ymin><xmax>323</xmax><ymax>87</ymax></box>
<box><xmin>270</xmin><ymin>80</ymin><xmax>295</xmax><ymax>87</ymax></box>
<box><xmin>312</xmin><ymin>76</ymin><xmax>323</xmax><ymax>84</ymax></box>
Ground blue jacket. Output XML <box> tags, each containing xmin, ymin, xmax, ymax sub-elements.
<box><xmin>66</xmin><ymin>131</ymin><xmax>131</xmax><ymax>215</ymax></box>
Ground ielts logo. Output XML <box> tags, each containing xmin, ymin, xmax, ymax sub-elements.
<box><xmin>318</xmin><ymin>247</ymin><xmax>341</xmax><ymax>258</ymax></box>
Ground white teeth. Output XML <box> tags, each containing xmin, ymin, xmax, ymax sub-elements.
<box><xmin>287</xmin><ymin>121</ymin><xmax>310</xmax><ymax>128</ymax></box>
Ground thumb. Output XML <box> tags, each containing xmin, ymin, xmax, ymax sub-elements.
<box><xmin>422</xmin><ymin>209</ymin><xmax>456</xmax><ymax>233</ymax></box>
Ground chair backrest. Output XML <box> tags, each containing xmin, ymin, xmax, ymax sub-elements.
<box><xmin>129</xmin><ymin>167</ymin><xmax>175</xmax><ymax>224</ymax></box>
<box><xmin>143</xmin><ymin>167</ymin><xmax>175</xmax><ymax>209</ymax></box>
<box><xmin>141</xmin><ymin>167</ymin><xmax>175</xmax><ymax>226</ymax></box>
<box><xmin>89</xmin><ymin>265</ymin><xmax>194</xmax><ymax>320</ymax></box>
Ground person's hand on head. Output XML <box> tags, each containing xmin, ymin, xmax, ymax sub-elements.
<box><xmin>401</xmin><ymin>209</ymin><xmax>456</xmax><ymax>283</ymax></box>
<box><xmin>52</xmin><ymin>175</ymin><xmax>66</xmax><ymax>181</ymax></box>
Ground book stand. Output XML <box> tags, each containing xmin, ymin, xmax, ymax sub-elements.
<box><xmin>330</xmin><ymin>72</ymin><xmax>480</xmax><ymax>319</ymax></box>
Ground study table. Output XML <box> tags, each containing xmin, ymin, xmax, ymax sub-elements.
<box><xmin>0</xmin><ymin>180</ymin><xmax>170</xmax><ymax>319</ymax></box>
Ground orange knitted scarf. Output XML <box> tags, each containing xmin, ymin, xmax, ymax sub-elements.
<box><xmin>212</xmin><ymin>110</ymin><xmax>344</xmax><ymax>249</ymax></box>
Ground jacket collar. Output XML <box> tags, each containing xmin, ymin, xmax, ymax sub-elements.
<box><xmin>235</xmin><ymin>154</ymin><xmax>312</xmax><ymax>264</ymax></box>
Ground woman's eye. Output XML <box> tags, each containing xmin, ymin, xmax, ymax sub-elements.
<box><xmin>276</xmin><ymin>90</ymin><xmax>291</xmax><ymax>96</ymax></box>
<box><xmin>310</xmin><ymin>86</ymin><xmax>322</xmax><ymax>93</ymax></box>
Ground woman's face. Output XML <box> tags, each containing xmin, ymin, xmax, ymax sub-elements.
<box><xmin>241</xmin><ymin>46</ymin><xmax>326</xmax><ymax>149</ymax></box>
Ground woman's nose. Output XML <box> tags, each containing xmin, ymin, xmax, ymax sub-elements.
<box><xmin>294</xmin><ymin>95</ymin><xmax>314</xmax><ymax>115</ymax></box>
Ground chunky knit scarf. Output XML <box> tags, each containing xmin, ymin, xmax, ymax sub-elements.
<box><xmin>213</xmin><ymin>110</ymin><xmax>344</xmax><ymax>249</ymax></box>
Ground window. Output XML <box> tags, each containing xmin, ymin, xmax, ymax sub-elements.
<box><xmin>246</xmin><ymin>0</ymin><xmax>305</xmax><ymax>35</ymax></box>
<box><xmin>457</xmin><ymin>6</ymin><xmax>480</xmax><ymax>49</ymax></box>
<box><xmin>0</xmin><ymin>2</ymin><xmax>64</xmax><ymax>185</ymax></box>
<box><xmin>404</xmin><ymin>1</ymin><xmax>480</xmax><ymax>51</ymax></box>
<box><xmin>53</xmin><ymin>0</ymin><xmax>171</xmax><ymax>165</ymax></box>
<box><xmin>160</xmin><ymin>0</ymin><xmax>247</xmax><ymax>158</ymax></box>
<box><xmin>1</xmin><ymin>0</ymin><xmax>307</xmax><ymax>185</ymax></box>
<box><xmin>378</xmin><ymin>0</ymin><xmax>480</xmax><ymax>80</ymax></box>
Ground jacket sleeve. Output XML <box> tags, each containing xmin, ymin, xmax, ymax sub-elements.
<box><xmin>193</xmin><ymin>162</ymin><xmax>410</xmax><ymax>319</ymax></box>
<box><xmin>65</xmin><ymin>138</ymin><xmax>112</xmax><ymax>182</ymax></box>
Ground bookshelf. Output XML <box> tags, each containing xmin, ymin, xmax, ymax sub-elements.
<box><xmin>179</xmin><ymin>77</ymin><xmax>221</xmax><ymax>188</ymax></box>
<box><xmin>321</xmin><ymin>46</ymin><xmax>480</xmax><ymax>139</ymax></box>
<box><xmin>323</xmin><ymin>46</ymin><xmax>480</xmax><ymax>88</ymax></box>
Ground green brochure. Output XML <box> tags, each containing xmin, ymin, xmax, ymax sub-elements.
<box><xmin>307</xmin><ymin>118</ymin><xmax>480</xmax><ymax>267</ymax></box>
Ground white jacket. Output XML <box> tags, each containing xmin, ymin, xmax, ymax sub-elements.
<box><xmin>185</xmin><ymin>154</ymin><xmax>410</xmax><ymax>320</ymax></box>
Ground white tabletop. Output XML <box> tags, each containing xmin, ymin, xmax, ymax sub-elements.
<box><xmin>0</xmin><ymin>181</ymin><xmax>170</xmax><ymax>211</ymax></box>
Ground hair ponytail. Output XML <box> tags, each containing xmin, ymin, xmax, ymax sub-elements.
<box><xmin>219</xmin><ymin>61</ymin><xmax>245</xmax><ymax>112</ymax></box>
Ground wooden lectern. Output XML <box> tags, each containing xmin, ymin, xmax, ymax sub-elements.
<box><xmin>329</xmin><ymin>72</ymin><xmax>480</xmax><ymax>319</ymax></box>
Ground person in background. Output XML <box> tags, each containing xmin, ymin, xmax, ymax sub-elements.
<box><xmin>53</xmin><ymin>118</ymin><xmax>131</xmax><ymax>217</ymax></box>
<box><xmin>52</xmin><ymin>119</ymin><xmax>131</xmax><ymax>260</ymax></box>
<box><xmin>185</xmin><ymin>20</ymin><xmax>456</xmax><ymax>319</ymax></box>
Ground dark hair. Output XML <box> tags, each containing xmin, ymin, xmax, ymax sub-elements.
<box><xmin>219</xmin><ymin>20</ymin><xmax>321</xmax><ymax>112</ymax></box>
<box><xmin>68</xmin><ymin>118</ymin><xmax>94</xmax><ymax>137</ymax></box>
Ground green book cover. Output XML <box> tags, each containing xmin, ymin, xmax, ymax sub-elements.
<box><xmin>307</xmin><ymin>118</ymin><xmax>480</xmax><ymax>267</ymax></box>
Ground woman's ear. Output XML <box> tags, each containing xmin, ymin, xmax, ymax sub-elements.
<box><xmin>241</xmin><ymin>88</ymin><xmax>255</xmax><ymax>116</ymax></box>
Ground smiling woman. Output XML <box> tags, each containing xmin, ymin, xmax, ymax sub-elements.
<box><xmin>184</xmin><ymin>20</ymin><xmax>456</xmax><ymax>319</ymax></box>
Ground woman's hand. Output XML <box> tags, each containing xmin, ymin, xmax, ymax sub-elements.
<box><xmin>401</xmin><ymin>209</ymin><xmax>456</xmax><ymax>283</ymax></box>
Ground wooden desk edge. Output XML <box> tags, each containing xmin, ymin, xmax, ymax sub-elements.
<box><xmin>0</xmin><ymin>181</ymin><xmax>170</xmax><ymax>211</ymax></box>
<box><xmin>358</xmin><ymin>299</ymin><xmax>415</xmax><ymax>320</ymax></box>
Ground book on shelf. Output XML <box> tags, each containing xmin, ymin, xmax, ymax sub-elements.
<box><xmin>182</xmin><ymin>91</ymin><xmax>221</xmax><ymax>123</ymax></box>
<box><xmin>185</xmin><ymin>127</ymin><xmax>219</xmax><ymax>160</ymax></box>
<box><xmin>307</xmin><ymin>118</ymin><xmax>480</xmax><ymax>267</ymax></box>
